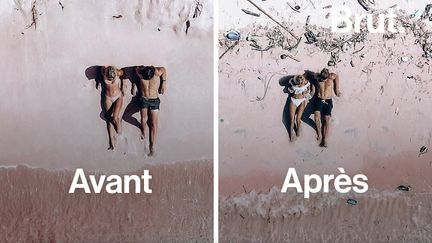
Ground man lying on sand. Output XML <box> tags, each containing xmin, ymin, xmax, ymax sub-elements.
<box><xmin>101</xmin><ymin>66</ymin><xmax>125</xmax><ymax>150</ymax></box>
<box><xmin>314</xmin><ymin>68</ymin><xmax>341</xmax><ymax>147</ymax></box>
<box><xmin>133</xmin><ymin>66</ymin><xmax>167</xmax><ymax>156</ymax></box>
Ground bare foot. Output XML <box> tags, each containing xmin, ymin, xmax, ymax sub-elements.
<box><xmin>108</xmin><ymin>145</ymin><xmax>114</xmax><ymax>150</ymax></box>
<box><xmin>148</xmin><ymin>147</ymin><xmax>155</xmax><ymax>157</ymax></box>
<box><xmin>316</xmin><ymin>135</ymin><xmax>321</xmax><ymax>141</ymax></box>
<box><xmin>296</xmin><ymin>127</ymin><xmax>301</xmax><ymax>137</ymax></box>
<box><xmin>319</xmin><ymin>141</ymin><xmax>328</xmax><ymax>147</ymax></box>
<box><xmin>140</xmin><ymin>132</ymin><xmax>145</xmax><ymax>140</ymax></box>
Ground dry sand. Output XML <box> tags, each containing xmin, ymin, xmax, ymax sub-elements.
<box><xmin>219</xmin><ymin>2</ymin><xmax>432</xmax><ymax>241</ymax></box>
<box><xmin>0</xmin><ymin>0</ymin><xmax>213</xmax><ymax>241</ymax></box>
<box><xmin>0</xmin><ymin>0</ymin><xmax>213</xmax><ymax>171</ymax></box>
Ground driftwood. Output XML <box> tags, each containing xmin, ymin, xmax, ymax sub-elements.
<box><xmin>246</xmin><ymin>0</ymin><xmax>300</xmax><ymax>42</ymax></box>
<box><xmin>219</xmin><ymin>41</ymin><xmax>239</xmax><ymax>59</ymax></box>
<box><xmin>241</xmin><ymin>9</ymin><xmax>260</xmax><ymax>17</ymax></box>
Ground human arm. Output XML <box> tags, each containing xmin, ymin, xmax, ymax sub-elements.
<box><xmin>118</xmin><ymin>69</ymin><xmax>126</xmax><ymax>95</ymax></box>
<box><xmin>159</xmin><ymin>67</ymin><xmax>167</xmax><ymax>95</ymax></box>
<box><xmin>309</xmin><ymin>82</ymin><xmax>316</xmax><ymax>97</ymax></box>
<box><xmin>333</xmin><ymin>73</ymin><xmax>341</xmax><ymax>97</ymax></box>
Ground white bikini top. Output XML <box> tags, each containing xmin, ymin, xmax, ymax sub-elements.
<box><xmin>292</xmin><ymin>82</ymin><xmax>310</xmax><ymax>94</ymax></box>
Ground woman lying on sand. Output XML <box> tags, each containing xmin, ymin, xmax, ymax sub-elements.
<box><xmin>101</xmin><ymin>66</ymin><xmax>125</xmax><ymax>150</ymax></box>
<box><xmin>287</xmin><ymin>75</ymin><xmax>314</xmax><ymax>141</ymax></box>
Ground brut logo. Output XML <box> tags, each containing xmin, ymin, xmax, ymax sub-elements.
<box><xmin>332</xmin><ymin>7</ymin><xmax>405</xmax><ymax>33</ymax></box>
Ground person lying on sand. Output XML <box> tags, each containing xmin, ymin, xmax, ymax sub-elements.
<box><xmin>286</xmin><ymin>75</ymin><xmax>315</xmax><ymax>141</ymax></box>
<box><xmin>314</xmin><ymin>68</ymin><xmax>341</xmax><ymax>147</ymax></box>
<box><xmin>133</xmin><ymin>65</ymin><xmax>167</xmax><ymax>156</ymax></box>
<box><xmin>101</xmin><ymin>66</ymin><xmax>125</xmax><ymax>150</ymax></box>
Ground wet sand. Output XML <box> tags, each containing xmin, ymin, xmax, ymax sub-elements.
<box><xmin>220</xmin><ymin>189</ymin><xmax>432</xmax><ymax>242</ymax></box>
<box><xmin>0</xmin><ymin>161</ymin><xmax>212</xmax><ymax>242</ymax></box>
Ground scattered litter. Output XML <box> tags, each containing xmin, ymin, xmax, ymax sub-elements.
<box><xmin>280</xmin><ymin>53</ymin><xmax>300</xmax><ymax>62</ymax></box>
<box><xmin>245</xmin><ymin>33</ymin><xmax>257</xmax><ymax>42</ymax></box>
<box><xmin>226</xmin><ymin>31</ymin><xmax>240</xmax><ymax>41</ymax></box>
<box><xmin>395</xmin><ymin>107</ymin><xmax>399</xmax><ymax>115</ymax></box>
<box><xmin>419</xmin><ymin>146</ymin><xmax>429</xmax><ymax>156</ymax></box>
<box><xmin>397</xmin><ymin>185</ymin><xmax>410</xmax><ymax>192</ymax></box>
<box><xmin>246</xmin><ymin>0</ymin><xmax>301</xmax><ymax>43</ymax></box>
<box><xmin>304</xmin><ymin>30</ymin><xmax>317</xmax><ymax>44</ymax></box>
<box><xmin>192</xmin><ymin>1</ymin><xmax>203</xmax><ymax>18</ymax></box>
<box><xmin>219</xmin><ymin>41</ymin><xmax>239</xmax><ymax>59</ymax></box>
<box><xmin>423</xmin><ymin>43</ymin><xmax>432</xmax><ymax>58</ymax></box>
<box><xmin>112</xmin><ymin>15</ymin><xmax>123</xmax><ymax>19</ymax></box>
<box><xmin>26</xmin><ymin>2</ymin><xmax>38</xmax><ymax>30</ymax></box>
<box><xmin>383</xmin><ymin>33</ymin><xmax>396</xmax><ymax>40</ymax></box>
<box><xmin>352</xmin><ymin>46</ymin><xmax>365</xmax><ymax>54</ymax></box>
<box><xmin>242</xmin><ymin>9</ymin><xmax>260</xmax><ymax>17</ymax></box>
<box><xmin>400</xmin><ymin>56</ymin><xmax>409</xmax><ymax>62</ymax></box>
<box><xmin>252</xmin><ymin>45</ymin><xmax>274</xmax><ymax>52</ymax></box>
<box><xmin>59</xmin><ymin>1</ymin><xmax>64</xmax><ymax>11</ymax></box>
<box><xmin>350</xmin><ymin>60</ymin><xmax>354</xmax><ymax>67</ymax></box>
<box><xmin>242</xmin><ymin>185</ymin><xmax>248</xmax><ymax>193</ymax></box>
<box><xmin>305</xmin><ymin>15</ymin><xmax>311</xmax><ymax>26</ymax></box>
<box><xmin>347</xmin><ymin>199</ymin><xmax>358</xmax><ymax>206</ymax></box>
<box><xmin>327</xmin><ymin>52</ymin><xmax>339</xmax><ymax>66</ymax></box>
<box><xmin>337</xmin><ymin>22</ymin><xmax>348</xmax><ymax>29</ymax></box>
<box><xmin>410</xmin><ymin>10</ymin><xmax>419</xmax><ymax>19</ymax></box>
<box><xmin>322</xmin><ymin>5</ymin><xmax>332</xmax><ymax>9</ymax></box>
<box><xmin>357</xmin><ymin>0</ymin><xmax>375</xmax><ymax>11</ymax></box>
<box><xmin>421</xmin><ymin>4</ymin><xmax>432</xmax><ymax>21</ymax></box>
<box><xmin>307</xmin><ymin>0</ymin><xmax>316</xmax><ymax>9</ymax></box>
<box><xmin>287</xmin><ymin>2</ymin><xmax>300</xmax><ymax>13</ymax></box>
<box><xmin>185</xmin><ymin>20</ymin><xmax>191</xmax><ymax>35</ymax></box>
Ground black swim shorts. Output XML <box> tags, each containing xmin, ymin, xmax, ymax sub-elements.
<box><xmin>136</xmin><ymin>96</ymin><xmax>160</xmax><ymax>110</ymax></box>
<box><xmin>315</xmin><ymin>98</ymin><xmax>333</xmax><ymax>116</ymax></box>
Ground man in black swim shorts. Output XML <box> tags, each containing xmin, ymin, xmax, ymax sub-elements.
<box><xmin>314</xmin><ymin>68</ymin><xmax>341</xmax><ymax>147</ymax></box>
<box><xmin>132</xmin><ymin>65</ymin><xmax>167</xmax><ymax>156</ymax></box>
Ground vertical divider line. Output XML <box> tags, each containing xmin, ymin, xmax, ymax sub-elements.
<box><xmin>213</xmin><ymin>0</ymin><xmax>219</xmax><ymax>241</ymax></box>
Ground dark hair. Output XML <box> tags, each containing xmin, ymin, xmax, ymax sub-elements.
<box><xmin>107</xmin><ymin>66</ymin><xmax>116</xmax><ymax>81</ymax></box>
<box><xmin>141</xmin><ymin>66</ymin><xmax>156</xmax><ymax>80</ymax></box>
<box><xmin>320</xmin><ymin>68</ymin><xmax>330</xmax><ymax>80</ymax></box>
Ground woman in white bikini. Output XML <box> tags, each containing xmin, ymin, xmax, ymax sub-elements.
<box><xmin>101</xmin><ymin>66</ymin><xmax>125</xmax><ymax>150</ymax></box>
<box><xmin>287</xmin><ymin>75</ymin><xmax>314</xmax><ymax>141</ymax></box>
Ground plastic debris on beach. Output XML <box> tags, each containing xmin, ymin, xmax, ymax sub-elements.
<box><xmin>357</xmin><ymin>0</ymin><xmax>375</xmax><ymax>11</ymax></box>
<box><xmin>421</xmin><ymin>4</ymin><xmax>432</xmax><ymax>21</ymax></box>
<box><xmin>419</xmin><ymin>146</ymin><xmax>429</xmax><ymax>156</ymax></box>
<box><xmin>226</xmin><ymin>31</ymin><xmax>241</xmax><ymax>41</ymax></box>
<box><xmin>397</xmin><ymin>185</ymin><xmax>410</xmax><ymax>192</ymax></box>
<box><xmin>347</xmin><ymin>199</ymin><xmax>358</xmax><ymax>206</ymax></box>
<box><xmin>304</xmin><ymin>30</ymin><xmax>317</xmax><ymax>44</ymax></box>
